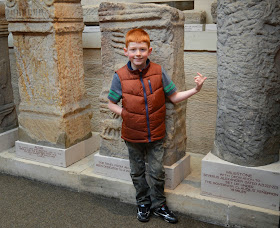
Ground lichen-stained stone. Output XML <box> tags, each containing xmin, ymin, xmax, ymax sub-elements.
<box><xmin>98</xmin><ymin>2</ymin><xmax>186</xmax><ymax>166</ymax></box>
<box><xmin>0</xmin><ymin>2</ymin><xmax>18</xmax><ymax>133</ymax></box>
<box><xmin>213</xmin><ymin>0</ymin><xmax>280</xmax><ymax>166</ymax></box>
<box><xmin>5</xmin><ymin>0</ymin><xmax>92</xmax><ymax>149</ymax></box>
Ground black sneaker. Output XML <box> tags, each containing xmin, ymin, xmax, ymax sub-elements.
<box><xmin>153</xmin><ymin>204</ymin><xmax>178</xmax><ymax>223</ymax></box>
<box><xmin>137</xmin><ymin>204</ymin><xmax>151</xmax><ymax>222</ymax></box>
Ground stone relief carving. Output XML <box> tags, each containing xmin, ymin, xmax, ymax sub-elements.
<box><xmin>98</xmin><ymin>2</ymin><xmax>186</xmax><ymax>165</ymax></box>
<box><xmin>6</xmin><ymin>0</ymin><xmax>17</xmax><ymax>8</ymax></box>
<box><xmin>6</xmin><ymin>0</ymin><xmax>54</xmax><ymax>8</ymax></box>
<box><xmin>213</xmin><ymin>0</ymin><xmax>280</xmax><ymax>166</ymax></box>
<box><xmin>100</xmin><ymin>95</ymin><xmax>122</xmax><ymax>141</ymax></box>
<box><xmin>6</xmin><ymin>0</ymin><xmax>91</xmax><ymax>148</ymax></box>
<box><xmin>43</xmin><ymin>0</ymin><xmax>54</xmax><ymax>7</ymax></box>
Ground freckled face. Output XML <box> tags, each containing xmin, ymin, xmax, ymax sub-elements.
<box><xmin>124</xmin><ymin>42</ymin><xmax>152</xmax><ymax>70</ymax></box>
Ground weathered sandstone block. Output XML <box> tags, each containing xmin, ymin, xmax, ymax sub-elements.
<box><xmin>183</xmin><ymin>10</ymin><xmax>206</xmax><ymax>24</ymax></box>
<box><xmin>5</xmin><ymin>0</ymin><xmax>92</xmax><ymax>149</ymax></box>
<box><xmin>98</xmin><ymin>2</ymin><xmax>186</xmax><ymax>166</ymax></box>
<box><xmin>83</xmin><ymin>5</ymin><xmax>99</xmax><ymax>25</ymax></box>
<box><xmin>0</xmin><ymin>2</ymin><xmax>18</xmax><ymax>133</ymax></box>
<box><xmin>213</xmin><ymin>0</ymin><xmax>280</xmax><ymax>166</ymax></box>
<box><xmin>211</xmin><ymin>0</ymin><xmax>217</xmax><ymax>24</ymax></box>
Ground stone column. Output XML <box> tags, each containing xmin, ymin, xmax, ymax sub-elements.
<box><xmin>0</xmin><ymin>1</ymin><xmax>18</xmax><ymax>151</ymax></box>
<box><xmin>212</xmin><ymin>0</ymin><xmax>280</xmax><ymax>167</ymax></box>
<box><xmin>201</xmin><ymin>1</ymin><xmax>280</xmax><ymax>211</ymax></box>
<box><xmin>98</xmin><ymin>2</ymin><xmax>186</xmax><ymax>166</ymax></box>
<box><xmin>5</xmin><ymin>0</ymin><xmax>93</xmax><ymax>167</ymax></box>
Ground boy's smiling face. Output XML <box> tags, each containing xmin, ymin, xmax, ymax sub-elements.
<box><xmin>124</xmin><ymin>42</ymin><xmax>152</xmax><ymax>70</ymax></box>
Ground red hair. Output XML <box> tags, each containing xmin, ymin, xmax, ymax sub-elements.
<box><xmin>125</xmin><ymin>28</ymin><xmax>150</xmax><ymax>48</ymax></box>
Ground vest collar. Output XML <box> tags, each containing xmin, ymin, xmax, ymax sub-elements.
<box><xmin>126</xmin><ymin>59</ymin><xmax>151</xmax><ymax>74</ymax></box>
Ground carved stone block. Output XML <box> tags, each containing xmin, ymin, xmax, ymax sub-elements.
<box><xmin>183</xmin><ymin>10</ymin><xmax>206</xmax><ymax>24</ymax></box>
<box><xmin>98</xmin><ymin>2</ymin><xmax>186</xmax><ymax>166</ymax></box>
<box><xmin>6</xmin><ymin>0</ymin><xmax>92</xmax><ymax>149</ymax></box>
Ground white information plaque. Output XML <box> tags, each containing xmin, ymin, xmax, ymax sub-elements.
<box><xmin>201</xmin><ymin>153</ymin><xmax>280</xmax><ymax>211</ymax></box>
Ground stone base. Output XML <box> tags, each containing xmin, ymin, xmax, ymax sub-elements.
<box><xmin>15</xmin><ymin>133</ymin><xmax>100</xmax><ymax>168</ymax></box>
<box><xmin>93</xmin><ymin>152</ymin><xmax>190</xmax><ymax>190</ymax></box>
<box><xmin>0</xmin><ymin>128</ymin><xmax>18</xmax><ymax>152</ymax></box>
<box><xmin>201</xmin><ymin>152</ymin><xmax>280</xmax><ymax>211</ymax></box>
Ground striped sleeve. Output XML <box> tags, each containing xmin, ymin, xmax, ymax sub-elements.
<box><xmin>108</xmin><ymin>73</ymin><xmax>122</xmax><ymax>103</ymax></box>
<box><xmin>162</xmin><ymin>67</ymin><xmax>177</xmax><ymax>96</ymax></box>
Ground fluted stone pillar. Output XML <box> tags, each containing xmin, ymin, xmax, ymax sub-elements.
<box><xmin>0</xmin><ymin>1</ymin><xmax>18</xmax><ymax>152</ymax></box>
<box><xmin>94</xmin><ymin>2</ymin><xmax>190</xmax><ymax>189</ymax></box>
<box><xmin>5</xmin><ymin>0</ymin><xmax>93</xmax><ymax>167</ymax></box>
<box><xmin>201</xmin><ymin>1</ymin><xmax>280</xmax><ymax>211</ymax></box>
<box><xmin>212</xmin><ymin>0</ymin><xmax>280</xmax><ymax>167</ymax></box>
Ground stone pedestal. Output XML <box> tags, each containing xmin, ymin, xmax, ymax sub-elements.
<box><xmin>0</xmin><ymin>2</ymin><xmax>18</xmax><ymax>141</ymax></box>
<box><xmin>5</xmin><ymin>0</ymin><xmax>93</xmax><ymax>166</ymax></box>
<box><xmin>98</xmin><ymin>2</ymin><xmax>187</xmax><ymax>167</ymax></box>
<box><xmin>93</xmin><ymin>152</ymin><xmax>190</xmax><ymax>190</ymax></box>
<box><xmin>16</xmin><ymin>134</ymin><xmax>99</xmax><ymax>167</ymax></box>
<box><xmin>201</xmin><ymin>152</ymin><xmax>280</xmax><ymax>211</ymax></box>
<box><xmin>0</xmin><ymin>128</ymin><xmax>18</xmax><ymax>152</ymax></box>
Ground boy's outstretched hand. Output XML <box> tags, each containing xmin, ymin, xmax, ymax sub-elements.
<box><xmin>194</xmin><ymin>72</ymin><xmax>207</xmax><ymax>92</ymax></box>
<box><xmin>167</xmin><ymin>72</ymin><xmax>207</xmax><ymax>104</ymax></box>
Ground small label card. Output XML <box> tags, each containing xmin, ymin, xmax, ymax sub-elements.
<box><xmin>184</xmin><ymin>24</ymin><xmax>205</xmax><ymax>32</ymax></box>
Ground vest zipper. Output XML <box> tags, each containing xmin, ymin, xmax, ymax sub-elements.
<box><xmin>139</xmin><ymin>71</ymin><xmax>152</xmax><ymax>142</ymax></box>
<box><xmin>148</xmin><ymin>80</ymin><xmax>153</xmax><ymax>94</ymax></box>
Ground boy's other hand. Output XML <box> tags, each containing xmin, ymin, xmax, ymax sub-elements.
<box><xmin>194</xmin><ymin>72</ymin><xmax>207</xmax><ymax>92</ymax></box>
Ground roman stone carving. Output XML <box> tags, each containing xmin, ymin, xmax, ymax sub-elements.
<box><xmin>213</xmin><ymin>0</ymin><xmax>280</xmax><ymax>166</ymax></box>
<box><xmin>6</xmin><ymin>0</ymin><xmax>92</xmax><ymax>149</ymax></box>
<box><xmin>98</xmin><ymin>2</ymin><xmax>186</xmax><ymax>166</ymax></box>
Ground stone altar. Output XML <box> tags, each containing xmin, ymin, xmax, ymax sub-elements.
<box><xmin>5</xmin><ymin>0</ymin><xmax>94</xmax><ymax>167</ymax></box>
<box><xmin>98</xmin><ymin>2</ymin><xmax>186</xmax><ymax>166</ymax></box>
<box><xmin>0</xmin><ymin>1</ymin><xmax>18</xmax><ymax>152</ymax></box>
<box><xmin>96</xmin><ymin>2</ymin><xmax>189</xmax><ymax>189</ymax></box>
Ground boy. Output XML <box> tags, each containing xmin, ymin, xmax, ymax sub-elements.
<box><xmin>108</xmin><ymin>28</ymin><xmax>206</xmax><ymax>223</ymax></box>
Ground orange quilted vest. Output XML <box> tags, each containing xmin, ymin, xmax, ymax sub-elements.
<box><xmin>117</xmin><ymin>62</ymin><xmax>166</xmax><ymax>143</ymax></box>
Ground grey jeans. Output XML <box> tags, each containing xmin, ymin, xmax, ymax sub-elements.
<box><xmin>125</xmin><ymin>139</ymin><xmax>166</xmax><ymax>208</ymax></box>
